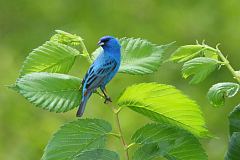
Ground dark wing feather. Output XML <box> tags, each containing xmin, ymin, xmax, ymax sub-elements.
<box><xmin>84</xmin><ymin>59</ymin><xmax>117</xmax><ymax>90</ymax></box>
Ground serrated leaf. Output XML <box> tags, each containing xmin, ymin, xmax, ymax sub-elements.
<box><xmin>20</xmin><ymin>41</ymin><xmax>80</xmax><ymax>76</ymax></box>
<box><xmin>50</xmin><ymin>30</ymin><xmax>82</xmax><ymax>46</ymax></box>
<box><xmin>170</xmin><ymin>45</ymin><xmax>204</xmax><ymax>62</ymax></box>
<box><xmin>74</xmin><ymin>149</ymin><xmax>119</xmax><ymax>160</ymax></box>
<box><xmin>92</xmin><ymin>37</ymin><xmax>174</xmax><ymax>75</ymax></box>
<box><xmin>229</xmin><ymin>104</ymin><xmax>240</xmax><ymax>135</ymax></box>
<box><xmin>42</xmin><ymin>119</ymin><xmax>112</xmax><ymax>160</ymax></box>
<box><xmin>203</xmin><ymin>49</ymin><xmax>218</xmax><ymax>60</ymax></box>
<box><xmin>12</xmin><ymin>72</ymin><xmax>82</xmax><ymax>112</ymax></box>
<box><xmin>225</xmin><ymin>132</ymin><xmax>240</xmax><ymax>160</ymax></box>
<box><xmin>132</xmin><ymin>123</ymin><xmax>207</xmax><ymax>160</ymax></box>
<box><xmin>182</xmin><ymin>57</ymin><xmax>219</xmax><ymax>84</ymax></box>
<box><xmin>118</xmin><ymin>83</ymin><xmax>209</xmax><ymax>137</ymax></box>
<box><xmin>207</xmin><ymin>82</ymin><xmax>239</xmax><ymax>108</ymax></box>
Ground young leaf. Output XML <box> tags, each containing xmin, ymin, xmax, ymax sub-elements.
<box><xmin>207</xmin><ymin>82</ymin><xmax>239</xmax><ymax>107</ymax></box>
<box><xmin>42</xmin><ymin>119</ymin><xmax>112</xmax><ymax>160</ymax></box>
<box><xmin>225</xmin><ymin>132</ymin><xmax>240</xmax><ymax>160</ymax></box>
<box><xmin>20</xmin><ymin>41</ymin><xmax>80</xmax><ymax>76</ymax></box>
<box><xmin>203</xmin><ymin>49</ymin><xmax>218</xmax><ymax>60</ymax></box>
<box><xmin>118</xmin><ymin>83</ymin><xmax>209</xmax><ymax>137</ymax></box>
<box><xmin>228</xmin><ymin>104</ymin><xmax>240</xmax><ymax>135</ymax></box>
<box><xmin>170</xmin><ymin>45</ymin><xmax>204</xmax><ymax>62</ymax></box>
<box><xmin>182</xmin><ymin>57</ymin><xmax>219</xmax><ymax>84</ymax></box>
<box><xmin>132</xmin><ymin>123</ymin><xmax>207</xmax><ymax>160</ymax></box>
<box><xmin>12</xmin><ymin>72</ymin><xmax>82</xmax><ymax>112</ymax></box>
<box><xmin>50</xmin><ymin>30</ymin><xmax>82</xmax><ymax>46</ymax></box>
<box><xmin>92</xmin><ymin>37</ymin><xmax>174</xmax><ymax>75</ymax></box>
<box><xmin>74</xmin><ymin>149</ymin><xmax>119</xmax><ymax>160</ymax></box>
<box><xmin>170</xmin><ymin>44</ymin><xmax>218</xmax><ymax>63</ymax></box>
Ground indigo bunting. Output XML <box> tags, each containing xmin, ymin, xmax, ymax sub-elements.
<box><xmin>76</xmin><ymin>36</ymin><xmax>121</xmax><ymax>117</ymax></box>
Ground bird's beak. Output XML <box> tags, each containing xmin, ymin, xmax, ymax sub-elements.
<box><xmin>97</xmin><ymin>41</ymin><xmax>104</xmax><ymax>46</ymax></box>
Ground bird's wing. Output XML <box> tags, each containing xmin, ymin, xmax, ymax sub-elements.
<box><xmin>83</xmin><ymin>58</ymin><xmax>117</xmax><ymax>90</ymax></box>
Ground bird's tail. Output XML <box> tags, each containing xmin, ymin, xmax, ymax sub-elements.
<box><xmin>76</xmin><ymin>92</ymin><xmax>91</xmax><ymax>117</ymax></box>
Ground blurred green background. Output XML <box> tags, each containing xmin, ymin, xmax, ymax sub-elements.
<box><xmin>0</xmin><ymin>0</ymin><xmax>240</xmax><ymax>159</ymax></box>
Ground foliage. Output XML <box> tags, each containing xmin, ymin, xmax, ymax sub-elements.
<box><xmin>41</xmin><ymin>119</ymin><xmax>116</xmax><ymax>160</ymax></box>
<box><xmin>11</xmin><ymin>72</ymin><xmax>82</xmax><ymax>112</ymax></box>
<box><xmin>20</xmin><ymin>41</ymin><xmax>80</xmax><ymax>76</ymax></box>
<box><xmin>182</xmin><ymin>57</ymin><xmax>219</xmax><ymax>84</ymax></box>
<box><xmin>92</xmin><ymin>38</ymin><xmax>174</xmax><ymax>75</ymax></box>
<box><xmin>10</xmin><ymin>30</ymin><xmax>240</xmax><ymax>159</ymax></box>
<box><xmin>207</xmin><ymin>82</ymin><xmax>239</xmax><ymax>108</ymax></box>
<box><xmin>171</xmin><ymin>42</ymin><xmax>240</xmax><ymax>160</ymax></box>
<box><xmin>132</xmin><ymin>123</ymin><xmax>207</xmax><ymax>160</ymax></box>
<box><xmin>229</xmin><ymin>104</ymin><xmax>240</xmax><ymax>136</ymax></box>
<box><xmin>117</xmin><ymin>83</ymin><xmax>208</xmax><ymax>137</ymax></box>
<box><xmin>225</xmin><ymin>132</ymin><xmax>240</xmax><ymax>160</ymax></box>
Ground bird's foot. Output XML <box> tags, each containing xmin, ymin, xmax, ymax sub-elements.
<box><xmin>104</xmin><ymin>97</ymin><xmax>112</xmax><ymax>104</ymax></box>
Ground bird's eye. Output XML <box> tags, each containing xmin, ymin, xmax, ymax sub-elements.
<box><xmin>102</xmin><ymin>38</ymin><xmax>110</xmax><ymax>43</ymax></box>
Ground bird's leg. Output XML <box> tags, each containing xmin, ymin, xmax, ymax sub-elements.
<box><xmin>100</xmin><ymin>87</ymin><xmax>112</xmax><ymax>104</ymax></box>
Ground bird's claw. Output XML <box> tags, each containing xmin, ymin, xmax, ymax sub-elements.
<box><xmin>104</xmin><ymin>97</ymin><xmax>112</xmax><ymax>104</ymax></box>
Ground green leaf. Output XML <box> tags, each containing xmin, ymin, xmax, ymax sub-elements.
<box><xmin>207</xmin><ymin>82</ymin><xmax>239</xmax><ymax>108</ymax></box>
<box><xmin>50</xmin><ymin>30</ymin><xmax>82</xmax><ymax>46</ymax></box>
<box><xmin>20</xmin><ymin>41</ymin><xmax>80</xmax><ymax>76</ymax></box>
<box><xmin>118</xmin><ymin>83</ymin><xmax>209</xmax><ymax>137</ymax></box>
<box><xmin>42</xmin><ymin>119</ymin><xmax>112</xmax><ymax>160</ymax></box>
<box><xmin>12</xmin><ymin>72</ymin><xmax>82</xmax><ymax>112</ymax></box>
<box><xmin>170</xmin><ymin>45</ymin><xmax>204</xmax><ymax>62</ymax></box>
<box><xmin>170</xmin><ymin>44</ymin><xmax>219</xmax><ymax>62</ymax></box>
<box><xmin>182</xmin><ymin>57</ymin><xmax>219</xmax><ymax>84</ymax></box>
<box><xmin>132</xmin><ymin>123</ymin><xmax>207</xmax><ymax>160</ymax></box>
<box><xmin>225</xmin><ymin>132</ymin><xmax>240</xmax><ymax>160</ymax></box>
<box><xmin>74</xmin><ymin>149</ymin><xmax>119</xmax><ymax>160</ymax></box>
<box><xmin>236</xmin><ymin>70</ymin><xmax>240</xmax><ymax>80</ymax></box>
<box><xmin>203</xmin><ymin>49</ymin><xmax>218</xmax><ymax>60</ymax></box>
<box><xmin>229</xmin><ymin>104</ymin><xmax>240</xmax><ymax>135</ymax></box>
<box><xmin>92</xmin><ymin>37</ymin><xmax>174</xmax><ymax>75</ymax></box>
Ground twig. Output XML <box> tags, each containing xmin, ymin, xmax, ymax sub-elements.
<box><xmin>215</xmin><ymin>46</ymin><xmax>240</xmax><ymax>83</ymax></box>
<box><xmin>78</xmin><ymin>38</ymin><xmax>93</xmax><ymax>63</ymax></box>
<box><xmin>107</xmin><ymin>102</ymin><xmax>130</xmax><ymax>160</ymax></box>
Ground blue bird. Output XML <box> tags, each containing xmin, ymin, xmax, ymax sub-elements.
<box><xmin>77</xmin><ymin>36</ymin><xmax>121</xmax><ymax>117</ymax></box>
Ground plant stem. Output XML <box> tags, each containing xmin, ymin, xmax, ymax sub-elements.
<box><xmin>216</xmin><ymin>48</ymin><xmax>240</xmax><ymax>83</ymax></box>
<box><xmin>108</xmin><ymin>103</ymin><xmax>129</xmax><ymax>160</ymax></box>
<box><xmin>78</xmin><ymin>38</ymin><xmax>93</xmax><ymax>63</ymax></box>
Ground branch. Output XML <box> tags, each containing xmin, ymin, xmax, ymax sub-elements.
<box><xmin>216</xmin><ymin>46</ymin><xmax>240</xmax><ymax>83</ymax></box>
<box><xmin>78</xmin><ymin>38</ymin><xmax>93</xmax><ymax>63</ymax></box>
<box><xmin>107</xmin><ymin>102</ymin><xmax>129</xmax><ymax>160</ymax></box>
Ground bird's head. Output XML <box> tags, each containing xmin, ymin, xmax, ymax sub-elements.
<box><xmin>97</xmin><ymin>36</ymin><xmax>121</xmax><ymax>50</ymax></box>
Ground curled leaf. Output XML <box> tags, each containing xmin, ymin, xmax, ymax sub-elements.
<box><xmin>207</xmin><ymin>82</ymin><xmax>239</xmax><ymax>107</ymax></box>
